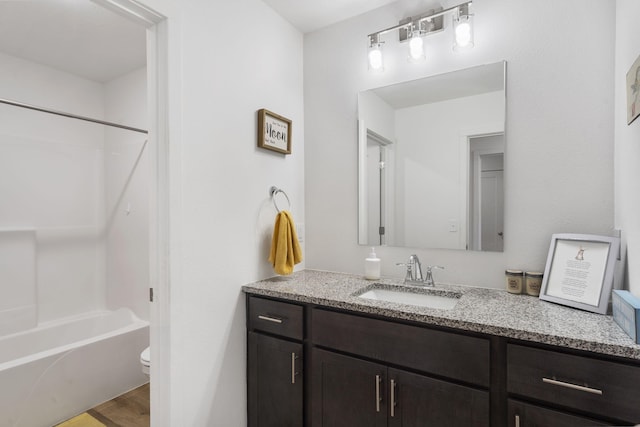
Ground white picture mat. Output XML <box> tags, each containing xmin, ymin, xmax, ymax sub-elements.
<box><xmin>544</xmin><ymin>239</ymin><xmax>610</xmax><ymax>307</ymax></box>
<box><xmin>263</xmin><ymin>114</ymin><xmax>289</xmax><ymax>151</ymax></box>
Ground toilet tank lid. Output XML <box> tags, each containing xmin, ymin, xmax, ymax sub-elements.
<box><xmin>140</xmin><ymin>347</ymin><xmax>150</xmax><ymax>364</ymax></box>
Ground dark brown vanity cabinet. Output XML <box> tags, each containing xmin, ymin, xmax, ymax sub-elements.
<box><xmin>247</xmin><ymin>297</ymin><xmax>304</xmax><ymax>427</ymax></box>
<box><xmin>310</xmin><ymin>308</ymin><xmax>490</xmax><ymax>427</ymax></box>
<box><xmin>246</xmin><ymin>294</ymin><xmax>640</xmax><ymax>427</ymax></box>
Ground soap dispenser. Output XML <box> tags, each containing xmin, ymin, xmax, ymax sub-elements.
<box><xmin>365</xmin><ymin>247</ymin><xmax>381</xmax><ymax>280</ymax></box>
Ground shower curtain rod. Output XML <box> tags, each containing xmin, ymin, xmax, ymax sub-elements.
<box><xmin>0</xmin><ymin>97</ymin><xmax>148</xmax><ymax>134</ymax></box>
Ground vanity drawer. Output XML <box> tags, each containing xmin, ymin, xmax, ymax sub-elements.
<box><xmin>507</xmin><ymin>399</ymin><xmax>613</xmax><ymax>426</ymax></box>
<box><xmin>507</xmin><ymin>344</ymin><xmax>640</xmax><ymax>423</ymax></box>
<box><xmin>311</xmin><ymin>308</ymin><xmax>490</xmax><ymax>387</ymax></box>
<box><xmin>248</xmin><ymin>296</ymin><xmax>303</xmax><ymax>340</ymax></box>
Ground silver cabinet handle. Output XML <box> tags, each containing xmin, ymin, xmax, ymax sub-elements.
<box><xmin>390</xmin><ymin>379</ymin><xmax>396</xmax><ymax>417</ymax></box>
<box><xmin>375</xmin><ymin>375</ymin><xmax>382</xmax><ymax>412</ymax></box>
<box><xmin>515</xmin><ymin>414</ymin><xmax>520</xmax><ymax>427</ymax></box>
<box><xmin>257</xmin><ymin>315</ymin><xmax>283</xmax><ymax>323</ymax></box>
<box><xmin>542</xmin><ymin>377</ymin><xmax>603</xmax><ymax>395</ymax></box>
<box><xmin>291</xmin><ymin>352</ymin><xmax>298</xmax><ymax>384</ymax></box>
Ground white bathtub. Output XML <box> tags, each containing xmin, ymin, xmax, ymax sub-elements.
<box><xmin>0</xmin><ymin>308</ymin><xmax>149</xmax><ymax>427</ymax></box>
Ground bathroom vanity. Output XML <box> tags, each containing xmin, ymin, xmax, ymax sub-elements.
<box><xmin>244</xmin><ymin>271</ymin><xmax>640</xmax><ymax>427</ymax></box>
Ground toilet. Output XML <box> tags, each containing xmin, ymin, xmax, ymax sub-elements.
<box><xmin>140</xmin><ymin>346</ymin><xmax>150</xmax><ymax>375</ymax></box>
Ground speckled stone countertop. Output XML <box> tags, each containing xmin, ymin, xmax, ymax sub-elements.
<box><xmin>242</xmin><ymin>270</ymin><xmax>640</xmax><ymax>361</ymax></box>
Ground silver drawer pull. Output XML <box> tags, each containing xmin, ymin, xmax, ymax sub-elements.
<box><xmin>257</xmin><ymin>315</ymin><xmax>283</xmax><ymax>324</ymax></box>
<box><xmin>375</xmin><ymin>375</ymin><xmax>382</xmax><ymax>412</ymax></box>
<box><xmin>542</xmin><ymin>377</ymin><xmax>603</xmax><ymax>395</ymax></box>
<box><xmin>291</xmin><ymin>352</ymin><xmax>299</xmax><ymax>384</ymax></box>
<box><xmin>390</xmin><ymin>379</ymin><xmax>396</xmax><ymax>417</ymax></box>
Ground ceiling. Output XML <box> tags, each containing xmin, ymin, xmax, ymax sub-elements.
<box><xmin>0</xmin><ymin>0</ymin><xmax>387</xmax><ymax>84</ymax></box>
<box><xmin>262</xmin><ymin>0</ymin><xmax>399</xmax><ymax>33</ymax></box>
<box><xmin>0</xmin><ymin>0</ymin><xmax>146</xmax><ymax>83</ymax></box>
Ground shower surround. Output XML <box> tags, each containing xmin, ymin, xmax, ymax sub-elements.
<box><xmin>0</xmin><ymin>51</ymin><xmax>150</xmax><ymax>425</ymax></box>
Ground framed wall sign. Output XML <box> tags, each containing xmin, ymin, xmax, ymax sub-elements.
<box><xmin>257</xmin><ymin>109</ymin><xmax>292</xmax><ymax>154</ymax></box>
<box><xmin>539</xmin><ymin>233</ymin><xmax>620</xmax><ymax>314</ymax></box>
<box><xmin>627</xmin><ymin>54</ymin><xmax>640</xmax><ymax>125</ymax></box>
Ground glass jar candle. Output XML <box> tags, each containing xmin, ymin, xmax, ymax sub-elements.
<box><xmin>505</xmin><ymin>270</ymin><xmax>524</xmax><ymax>294</ymax></box>
<box><xmin>525</xmin><ymin>272</ymin><xmax>544</xmax><ymax>296</ymax></box>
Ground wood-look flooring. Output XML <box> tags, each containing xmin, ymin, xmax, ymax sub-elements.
<box><xmin>88</xmin><ymin>383</ymin><xmax>150</xmax><ymax>427</ymax></box>
<box><xmin>57</xmin><ymin>383</ymin><xmax>149</xmax><ymax>427</ymax></box>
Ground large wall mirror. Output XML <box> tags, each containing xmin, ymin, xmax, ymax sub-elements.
<box><xmin>358</xmin><ymin>61</ymin><xmax>506</xmax><ymax>252</ymax></box>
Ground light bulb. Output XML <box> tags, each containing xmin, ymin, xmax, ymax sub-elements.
<box><xmin>368</xmin><ymin>44</ymin><xmax>383</xmax><ymax>71</ymax></box>
<box><xmin>453</xmin><ymin>12</ymin><xmax>474</xmax><ymax>50</ymax></box>
<box><xmin>408</xmin><ymin>35</ymin><xmax>425</xmax><ymax>61</ymax></box>
<box><xmin>455</xmin><ymin>20</ymin><xmax>472</xmax><ymax>47</ymax></box>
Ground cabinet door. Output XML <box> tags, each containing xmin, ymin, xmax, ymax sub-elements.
<box><xmin>311</xmin><ymin>348</ymin><xmax>387</xmax><ymax>427</ymax></box>
<box><xmin>248</xmin><ymin>332</ymin><xmax>303</xmax><ymax>427</ymax></box>
<box><xmin>507</xmin><ymin>399</ymin><xmax>617</xmax><ymax>427</ymax></box>
<box><xmin>388</xmin><ymin>368</ymin><xmax>489</xmax><ymax>427</ymax></box>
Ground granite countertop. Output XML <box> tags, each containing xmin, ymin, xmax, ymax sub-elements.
<box><xmin>242</xmin><ymin>269</ymin><xmax>640</xmax><ymax>361</ymax></box>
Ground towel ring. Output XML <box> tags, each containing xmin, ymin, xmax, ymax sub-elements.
<box><xmin>270</xmin><ymin>186</ymin><xmax>291</xmax><ymax>213</ymax></box>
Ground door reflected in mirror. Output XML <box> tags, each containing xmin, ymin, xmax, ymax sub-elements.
<box><xmin>358</xmin><ymin>61</ymin><xmax>506</xmax><ymax>252</ymax></box>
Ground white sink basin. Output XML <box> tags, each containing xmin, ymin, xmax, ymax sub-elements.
<box><xmin>356</xmin><ymin>285</ymin><xmax>460</xmax><ymax>310</ymax></box>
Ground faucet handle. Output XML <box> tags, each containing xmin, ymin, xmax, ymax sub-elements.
<box><xmin>395</xmin><ymin>262</ymin><xmax>413</xmax><ymax>282</ymax></box>
<box><xmin>424</xmin><ymin>266</ymin><xmax>444</xmax><ymax>287</ymax></box>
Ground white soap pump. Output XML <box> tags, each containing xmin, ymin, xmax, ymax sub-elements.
<box><xmin>365</xmin><ymin>247</ymin><xmax>381</xmax><ymax>280</ymax></box>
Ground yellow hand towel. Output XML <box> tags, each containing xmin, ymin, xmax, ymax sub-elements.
<box><xmin>268</xmin><ymin>210</ymin><xmax>303</xmax><ymax>275</ymax></box>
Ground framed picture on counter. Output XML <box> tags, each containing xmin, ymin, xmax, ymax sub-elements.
<box><xmin>539</xmin><ymin>233</ymin><xmax>620</xmax><ymax>314</ymax></box>
<box><xmin>257</xmin><ymin>109</ymin><xmax>292</xmax><ymax>154</ymax></box>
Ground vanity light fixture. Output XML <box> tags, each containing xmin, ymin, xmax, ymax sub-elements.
<box><xmin>367</xmin><ymin>1</ymin><xmax>473</xmax><ymax>71</ymax></box>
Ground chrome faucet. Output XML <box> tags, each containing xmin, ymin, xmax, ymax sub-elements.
<box><xmin>396</xmin><ymin>255</ymin><xmax>444</xmax><ymax>287</ymax></box>
<box><xmin>397</xmin><ymin>254</ymin><xmax>424</xmax><ymax>286</ymax></box>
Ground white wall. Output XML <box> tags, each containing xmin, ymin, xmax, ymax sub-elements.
<box><xmin>0</xmin><ymin>52</ymin><xmax>106</xmax><ymax>328</ymax></box>
<box><xmin>358</xmin><ymin>90</ymin><xmax>395</xmax><ymax>140</ymax></box>
<box><xmin>133</xmin><ymin>0</ymin><xmax>305</xmax><ymax>425</ymax></box>
<box><xmin>104</xmin><ymin>67</ymin><xmax>150</xmax><ymax>320</ymax></box>
<box><xmin>615</xmin><ymin>0</ymin><xmax>640</xmax><ymax>296</ymax></box>
<box><xmin>305</xmin><ymin>0</ymin><xmax>615</xmax><ymax>288</ymax></box>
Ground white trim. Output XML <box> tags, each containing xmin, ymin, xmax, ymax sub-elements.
<box><xmin>359</xmin><ymin>123</ymin><xmax>396</xmax><ymax>246</ymax></box>
<box><xmin>146</xmin><ymin>18</ymin><xmax>172</xmax><ymax>427</ymax></box>
<box><xmin>383</xmin><ymin>144</ymin><xmax>395</xmax><ymax>246</ymax></box>
<box><xmin>458</xmin><ymin>123</ymin><xmax>504</xmax><ymax>251</ymax></box>
<box><xmin>90</xmin><ymin>0</ymin><xmax>164</xmax><ymax>27</ymax></box>
<box><xmin>91</xmin><ymin>0</ymin><xmax>171</xmax><ymax>424</ymax></box>
<box><xmin>470</xmin><ymin>146</ymin><xmax>503</xmax><ymax>250</ymax></box>
<box><xmin>358</xmin><ymin>120</ymin><xmax>368</xmax><ymax>245</ymax></box>
<box><xmin>367</xmin><ymin>128</ymin><xmax>393</xmax><ymax>146</ymax></box>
